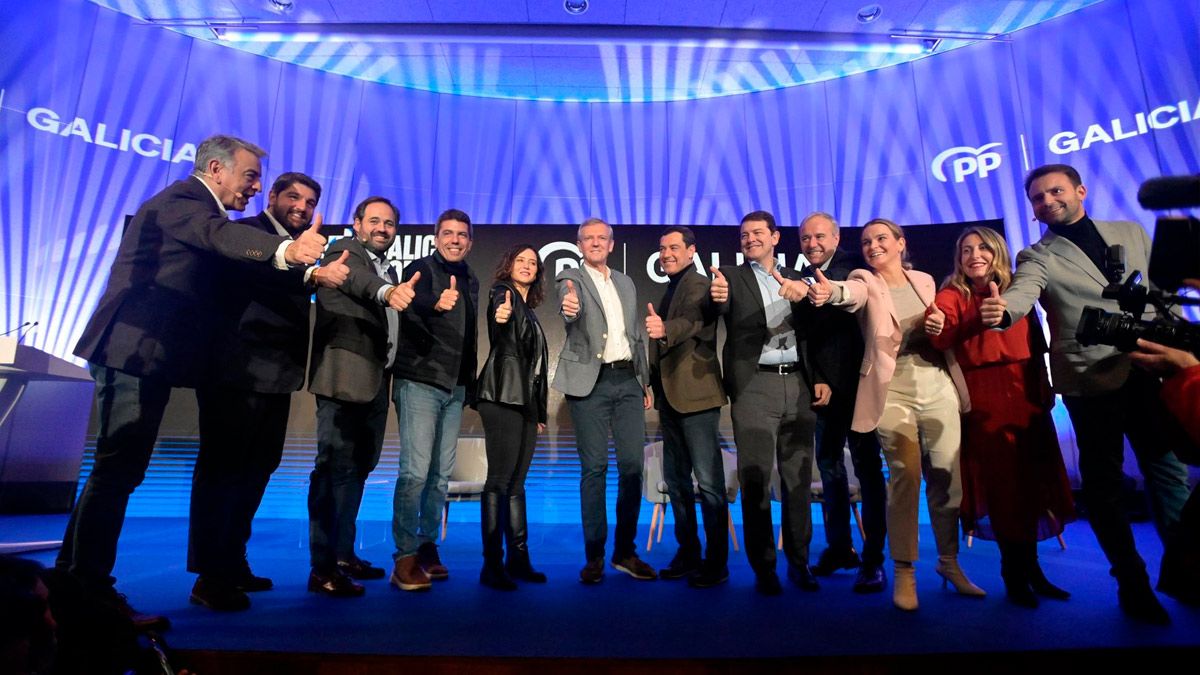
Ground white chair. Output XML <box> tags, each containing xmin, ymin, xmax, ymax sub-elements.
<box><xmin>772</xmin><ymin>446</ymin><xmax>865</xmax><ymax>550</ymax></box>
<box><xmin>441</xmin><ymin>437</ymin><xmax>488</xmax><ymax>541</ymax></box>
<box><xmin>643</xmin><ymin>442</ymin><xmax>740</xmax><ymax>552</ymax></box>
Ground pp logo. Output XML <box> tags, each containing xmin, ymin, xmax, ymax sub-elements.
<box><xmin>931</xmin><ymin>143</ymin><xmax>1003</xmax><ymax>183</ymax></box>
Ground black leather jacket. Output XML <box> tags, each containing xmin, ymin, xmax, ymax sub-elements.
<box><xmin>475</xmin><ymin>281</ymin><xmax>548</xmax><ymax>424</ymax></box>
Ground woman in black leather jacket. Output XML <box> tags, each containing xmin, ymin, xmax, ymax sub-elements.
<box><xmin>474</xmin><ymin>244</ymin><xmax>549</xmax><ymax>590</ymax></box>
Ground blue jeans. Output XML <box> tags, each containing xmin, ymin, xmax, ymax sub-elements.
<box><xmin>391</xmin><ymin>379</ymin><xmax>465</xmax><ymax>559</ymax></box>
<box><xmin>660</xmin><ymin>402</ymin><xmax>727</xmax><ymax>567</ymax></box>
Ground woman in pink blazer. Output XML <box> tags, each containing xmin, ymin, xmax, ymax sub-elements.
<box><xmin>809</xmin><ymin>218</ymin><xmax>982</xmax><ymax>611</ymax></box>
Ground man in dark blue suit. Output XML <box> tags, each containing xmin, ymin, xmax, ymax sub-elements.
<box><xmin>63</xmin><ymin>136</ymin><xmax>328</xmax><ymax>627</ymax></box>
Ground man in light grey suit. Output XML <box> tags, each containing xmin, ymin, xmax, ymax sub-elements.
<box><xmin>554</xmin><ymin>217</ymin><xmax>657</xmax><ymax>584</ymax></box>
<box><xmin>982</xmin><ymin>164</ymin><xmax>1192</xmax><ymax>624</ymax></box>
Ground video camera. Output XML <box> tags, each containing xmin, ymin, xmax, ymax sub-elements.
<box><xmin>1075</xmin><ymin>175</ymin><xmax>1200</xmax><ymax>355</ymax></box>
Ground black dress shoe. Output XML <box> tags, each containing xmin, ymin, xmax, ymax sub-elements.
<box><xmin>190</xmin><ymin>577</ymin><xmax>251</xmax><ymax>611</ymax></box>
<box><xmin>308</xmin><ymin>569</ymin><xmax>366</xmax><ymax>598</ymax></box>
<box><xmin>234</xmin><ymin>571</ymin><xmax>274</xmax><ymax>593</ymax></box>
<box><xmin>660</xmin><ymin>554</ymin><xmax>703</xmax><ymax>580</ymax></box>
<box><xmin>755</xmin><ymin>571</ymin><xmax>783</xmax><ymax>596</ymax></box>
<box><xmin>688</xmin><ymin>565</ymin><xmax>729</xmax><ymax>588</ymax></box>
<box><xmin>852</xmin><ymin>562</ymin><xmax>887</xmax><ymax>594</ymax></box>
<box><xmin>812</xmin><ymin>548</ymin><xmax>862</xmax><ymax>576</ymax></box>
<box><xmin>1118</xmin><ymin>581</ymin><xmax>1170</xmax><ymax>625</ymax></box>
<box><xmin>580</xmin><ymin>558</ymin><xmax>605</xmax><ymax>585</ymax></box>
<box><xmin>787</xmin><ymin>564</ymin><xmax>820</xmax><ymax>591</ymax></box>
<box><xmin>338</xmin><ymin>558</ymin><xmax>387</xmax><ymax>580</ymax></box>
<box><xmin>94</xmin><ymin>587</ymin><xmax>171</xmax><ymax>631</ymax></box>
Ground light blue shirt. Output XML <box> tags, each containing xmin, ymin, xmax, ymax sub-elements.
<box><xmin>750</xmin><ymin>261</ymin><xmax>799</xmax><ymax>366</ymax></box>
<box><xmin>364</xmin><ymin>248</ymin><xmax>400</xmax><ymax>369</ymax></box>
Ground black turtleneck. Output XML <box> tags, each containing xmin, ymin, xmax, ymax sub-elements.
<box><xmin>657</xmin><ymin>267</ymin><xmax>691</xmax><ymax>316</ymax></box>
<box><xmin>1047</xmin><ymin>215</ymin><xmax>1109</xmax><ymax>278</ymax></box>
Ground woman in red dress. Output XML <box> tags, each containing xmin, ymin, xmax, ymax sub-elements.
<box><xmin>928</xmin><ymin>226</ymin><xmax>1076</xmax><ymax>608</ymax></box>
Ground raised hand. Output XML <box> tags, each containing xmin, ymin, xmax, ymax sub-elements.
<box><xmin>710</xmin><ymin>266</ymin><xmax>729</xmax><ymax>303</ymax></box>
<box><xmin>773</xmin><ymin>268</ymin><xmax>807</xmax><ymax>302</ymax></box>
<box><xmin>807</xmin><ymin>268</ymin><xmax>834</xmax><ymax>306</ymax></box>
<box><xmin>313</xmin><ymin>250</ymin><xmax>350</xmax><ymax>289</ymax></box>
<box><xmin>434</xmin><ymin>274</ymin><xmax>459</xmax><ymax>312</ymax></box>
<box><xmin>386</xmin><ymin>270</ymin><xmax>420</xmax><ymax>311</ymax></box>
<box><xmin>285</xmin><ymin>213</ymin><xmax>326</xmax><ymax>266</ymax></box>
<box><xmin>980</xmin><ymin>280</ymin><xmax>1006</xmax><ymax>327</ymax></box>
<box><xmin>562</xmin><ymin>279</ymin><xmax>580</xmax><ymax>318</ymax></box>
<box><xmin>646</xmin><ymin>303</ymin><xmax>665</xmax><ymax>339</ymax></box>
<box><xmin>495</xmin><ymin>290</ymin><xmax>513</xmax><ymax>324</ymax></box>
<box><xmin>924</xmin><ymin>301</ymin><xmax>946</xmax><ymax>336</ymax></box>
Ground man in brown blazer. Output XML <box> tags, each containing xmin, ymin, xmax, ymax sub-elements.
<box><xmin>306</xmin><ymin>196</ymin><xmax>416</xmax><ymax>597</ymax></box>
<box><xmin>647</xmin><ymin>226</ymin><xmax>730</xmax><ymax>588</ymax></box>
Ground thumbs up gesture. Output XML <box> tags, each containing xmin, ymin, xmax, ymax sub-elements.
<box><xmin>435</xmin><ymin>274</ymin><xmax>460</xmax><ymax>312</ymax></box>
<box><xmin>807</xmin><ymin>268</ymin><xmax>834</xmax><ymax>306</ymax></box>
<box><xmin>709</xmin><ymin>267</ymin><xmax>729</xmax><ymax>303</ymax></box>
<box><xmin>646</xmin><ymin>303</ymin><xmax>665</xmax><ymax>339</ymax></box>
<box><xmin>386</xmin><ymin>270</ymin><xmax>420</xmax><ymax>311</ymax></box>
<box><xmin>924</xmin><ymin>301</ymin><xmax>946</xmax><ymax>336</ymax></box>
<box><xmin>285</xmin><ymin>213</ymin><xmax>327</xmax><ymax>266</ymax></box>
<box><xmin>980</xmin><ymin>280</ymin><xmax>1006</xmax><ymax>327</ymax></box>
<box><xmin>561</xmin><ymin>279</ymin><xmax>580</xmax><ymax>318</ymax></box>
<box><xmin>313</xmin><ymin>250</ymin><xmax>350</xmax><ymax>289</ymax></box>
<box><xmin>772</xmin><ymin>268</ymin><xmax>807</xmax><ymax>302</ymax></box>
<box><xmin>495</xmin><ymin>290</ymin><xmax>514</xmax><ymax>324</ymax></box>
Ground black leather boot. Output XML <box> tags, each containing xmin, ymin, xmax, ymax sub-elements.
<box><xmin>480</xmin><ymin>492</ymin><xmax>516</xmax><ymax>590</ymax></box>
<box><xmin>505</xmin><ymin>494</ymin><xmax>547</xmax><ymax>583</ymax></box>
<box><xmin>999</xmin><ymin>541</ymin><xmax>1038</xmax><ymax>608</ymax></box>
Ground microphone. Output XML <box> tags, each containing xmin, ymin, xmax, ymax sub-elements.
<box><xmin>0</xmin><ymin>321</ymin><xmax>31</xmax><ymax>337</ymax></box>
<box><xmin>1138</xmin><ymin>175</ymin><xmax>1200</xmax><ymax>210</ymax></box>
<box><xmin>16</xmin><ymin>321</ymin><xmax>38</xmax><ymax>344</ymax></box>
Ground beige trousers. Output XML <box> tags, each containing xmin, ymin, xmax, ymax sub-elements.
<box><xmin>874</xmin><ymin>356</ymin><xmax>962</xmax><ymax>563</ymax></box>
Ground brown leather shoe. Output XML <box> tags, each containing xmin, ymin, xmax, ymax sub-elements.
<box><xmin>390</xmin><ymin>554</ymin><xmax>432</xmax><ymax>591</ymax></box>
<box><xmin>308</xmin><ymin>568</ymin><xmax>365</xmax><ymax>598</ymax></box>
<box><xmin>417</xmin><ymin>542</ymin><xmax>449</xmax><ymax>581</ymax></box>
<box><xmin>611</xmin><ymin>554</ymin><xmax>658</xmax><ymax>580</ymax></box>
<box><xmin>337</xmin><ymin>557</ymin><xmax>387</xmax><ymax>581</ymax></box>
<box><xmin>579</xmin><ymin>557</ymin><xmax>605</xmax><ymax>585</ymax></box>
<box><xmin>95</xmin><ymin>588</ymin><xmax>171</xmax><ymax>631</ymax></box>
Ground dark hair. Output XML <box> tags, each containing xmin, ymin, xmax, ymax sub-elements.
<box><xmin>1024</xmin><ymin>164</ymin><xmax>1082</xmax><ymax>194</ymax></box>
<box><xmin>271</xmin><ymin>172</ymin><xmax>323</xmax><ymax>202</ymax></box>
<box><xmin>436</xmin><ymin>209</ymin><xmax>473</xmax><ymax>238</ymax></box>
<box><xmin>353</xmin><ymin>196</ymin><xmax>399</xmax><ymax>223</ymax></box>
<box><xmin>740</xmin><ymin>210</ymin><xmax>777</xmax><ymax>233</ymax></box>
<box><xmin>493</xmin><ymin>244</ymin><xmax>545</xmax><ymax>309</ymax></box>
<box><xmin>660</xmin><ymin>226</ymin><xmax>696</xmax><ymax>248</ymax></box>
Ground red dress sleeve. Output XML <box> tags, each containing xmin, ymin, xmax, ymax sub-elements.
<box><xmin>1161</xmin><ymin>364</ymin><xmax>1200</xmax><ymax>445</ymax></box>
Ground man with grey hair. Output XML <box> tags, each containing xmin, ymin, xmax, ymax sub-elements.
<box><xmin>554</xmin><ymin>217</ymin><xmax>657</xmax><ymax>584</ymax></box>
<box><xmin>796</xmin><ymin>211</ymin><xmax>888</xmax><ymax>593</ymax></box>
<box><xmin>66</xmin><ymin>134</ymin><xmax>328</xmax><ymax>624</ymax></box>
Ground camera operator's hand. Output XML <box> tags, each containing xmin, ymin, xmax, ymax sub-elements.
<box><xmin>1129</xmin><ymin>338</ymin><xmax>1199</xmax><ymax>378</ymax></box>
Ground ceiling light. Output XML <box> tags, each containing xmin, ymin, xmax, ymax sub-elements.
<box><xmin>564</xmin><ymin>0</ymin><xmax>589</xmax><ymax>16</ymax></box>
<box><xmin>269</xmin><ymin>0</ymin><xmax>294</xmax><ymax>14</ymax></box>
<box><xmin>857</xmin><ymin>4</ymin><xmax>883</xmax><ymax>24</ymax></box>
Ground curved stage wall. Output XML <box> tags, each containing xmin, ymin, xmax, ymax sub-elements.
<box><xmin>1</xmin><ymin>0</ymin><xmax>1197</xmax><ymax>518</ymax></box>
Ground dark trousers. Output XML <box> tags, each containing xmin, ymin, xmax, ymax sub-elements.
<box><xmin>660</xmin><ymin>401</ymin><xmax>728</xmax><ymax>568</ymax></box>
<box><xmin>478</xmin><ymin>401</ymin><xmax>537</xmax><ymax>496</ymax></box>
<box><xmin>57</xmin><ymin>365</ymin><xmax>171</xmax><ymax>590</ymax></box>
<box><xmin>567</xmin><ymin>368</ymin><xmax>646</xmax><ymax>561</ymax></box>
<box><xmin>188</xmin><ymin>386</ymin><xmax>289</xmax><ymax>580</ymax></box>
<box><xmin>814</xmin><ymin>394</ymin><xmax>887</xmax><ymax>565</ymax></box>
<box><xmin>1062</xmin><ymin>368</ymin><xmax>1192</xmax><ymax>583</ymax></box>
<box><xmin>731</xmin><ymin>370</ymin><xmax>818</xmax><ymax>575</ymax></box>
<box><xmin>308</xmin><ymin>380</ymin><xmax>389</xmax><ymax>572</ymax></box>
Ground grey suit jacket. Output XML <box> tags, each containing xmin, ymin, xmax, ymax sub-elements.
<box><xmin>551</xmin><ymin>265</ymin><xmax>650</xmax><ymax>398</ymax></box>
<box><xmin>1001</xmin><ymin>218</ymin><xmax>1151</xmax><ymax>396</ymax></box>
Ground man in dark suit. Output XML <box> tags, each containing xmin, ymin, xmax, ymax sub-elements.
<box><xmin>982</xmin><ymin>164</ymin><xmax>1193</xmax><ymax>624</ymax></box>
<box><xmin>63</xmin><ymin>135</ymin><xmax>327</xmax><ymax>628</ymax></box>
<box><xmin>389</xmin><ymin>209</ymin><xmax>479</xmax><ymax>592</ymax></box>
<box><xmin>646</xmin><ymin>227</ymin><xmax>730</xmax><ymax>588</ymax></box>
<box><xmin>186</xmin><ymin>172</ymin><xmax>353</xmax><ymax>611</ymax></box>
<box><xmin>709</xmin><ymin>210</ymin><xmax>830</xmax><ymax>595</ymax></box>
<box><xmin>308</xmin><ymin>196</ymin><xmax>417</xmax><ymax>597</ymax></box>
<box><xmin>798</xmin><ymin>212</ymin><xmax>888</xmax><ymax>593</ymax></box>
<box><xmin>553</xmin><ymin>217</ymin><xmax>657</xmax><ymax>584</ymax></box>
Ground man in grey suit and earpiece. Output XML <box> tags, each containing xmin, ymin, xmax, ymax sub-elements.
<box><xmin>982</xmin><ymin>164</ymin><xmax>1193</xmax><ymax>625</ymax></box>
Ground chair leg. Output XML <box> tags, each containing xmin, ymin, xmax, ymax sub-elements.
<box><xmin>777</xmin><ymin>525</ymin><xmax>783</xmax><ymax>551</ymax></box>
<box><xmin>852</xmin><ymin>503</ymin><xmax>866</xmax><ymax>543</ymax></box>
<box><xmin>647</xmin><ymin>503</ymin><xmax>661</xmax><ymax>551</ymax></box>
<box><xmin>728</xmin><ymin>511</ymin><xmax>739</xmax><ymax>552</ymax></box>
<box><xmin>966</xmin><ymin>533</ymin><xmax>973</xmax><ymax>548</ymax></box>
<box><xmin>656</xmin><ymin>507</ymin><xmax>664</xmax><ymax>543</ymax></box>
<box><xmin>1057</xmin><ymin>533</ymin><xmax>1066</xmax><ymax>550</ymax></box>
<box><xmin>441</xmin><ymin>501</ymin><xmax>449</xmax><ymax>541</ymax></box>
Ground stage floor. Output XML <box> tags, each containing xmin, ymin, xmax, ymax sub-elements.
<box><xmin>4</xmin><ymin>514</ymin><xmax>1198</xmax><ymax>664</ymax></box>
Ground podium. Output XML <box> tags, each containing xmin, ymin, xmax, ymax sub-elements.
<box><xmin>0</xmin><ymin>336</ymin><xmax>94</xmax><ymax>516</ymax></box>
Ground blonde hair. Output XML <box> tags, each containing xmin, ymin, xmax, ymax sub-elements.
<box><xmin>944</xmin><ymin>226</ymin><xmax>1013</xmax><ymax>299</ymax></box>
<box><xmin>861</xmin><ymin>218</ymin><xmax>912</xmax><ymax>271</ymax></box>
